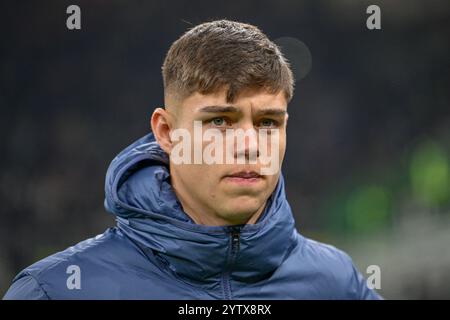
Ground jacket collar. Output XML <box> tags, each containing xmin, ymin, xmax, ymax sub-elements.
<box><xmin>104</xmin><ymin>133</ymin><xmax>298</xmax><ymax>284</ymax></box>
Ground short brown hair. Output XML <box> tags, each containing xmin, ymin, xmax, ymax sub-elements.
<box><xmin>162</xmin><ymin>19</ymin><xmax>294</xmax><ymax>104</ymax></box>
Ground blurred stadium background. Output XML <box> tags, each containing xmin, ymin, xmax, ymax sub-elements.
<box><xmin>0</xmin><ymin>0</ymin><xmax>449</xmax><ymax>299</ymax></box>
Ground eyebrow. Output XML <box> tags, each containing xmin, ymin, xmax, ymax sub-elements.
<box><xmin>198</xmin><ymin>105</ymin><xmax>240</xmax><ymax>113</ymax></box>
<box><xmin>255</xmin><ymin>108</ymin><xmax>287</xmax><ymax>117</ymax></box>
<box><xmin>198</xmin><ymin>105</ymin><xmax>287</xmax><ymax>117</ymax></box>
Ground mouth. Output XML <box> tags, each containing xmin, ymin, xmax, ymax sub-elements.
<box><xmin>223</xmin><ymin>170</ymin><xmax>263</xmax><ymax>186</ymax></box>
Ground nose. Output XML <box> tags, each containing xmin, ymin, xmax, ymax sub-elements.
<box><xmin>234</xmin><ymin>124</ymin><xmax>260</xmax><ymax>162</ymax></box>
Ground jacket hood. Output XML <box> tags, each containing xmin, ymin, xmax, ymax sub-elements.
<box><xmin>104</xmin><ymin>132</ymin><xmax>298</xmax><ymax>285</ymax></box>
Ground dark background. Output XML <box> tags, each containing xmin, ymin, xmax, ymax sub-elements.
<box><xmin>1</xmin><ymin>0</ymin><xmax>449</xmax><ymax>298</ymax></box>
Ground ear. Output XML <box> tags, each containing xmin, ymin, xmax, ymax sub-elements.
<box><xmin>150</xmin><ymin>107</ymin><xmax>174</xmax><ymax>155</ymax></box>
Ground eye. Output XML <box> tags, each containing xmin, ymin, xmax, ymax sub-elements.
<box><xmin>210</xmin><ymin>117</ymin><xmax>228</xmax><ymax>127</ymax></box>
<box><xmin>259</xmin><ymin>119</ymin><xmax>278</xmax><ymax>128</ymax></box>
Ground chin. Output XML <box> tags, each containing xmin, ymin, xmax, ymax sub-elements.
<box><xmin>220</xmin><ymin>197</ymin><xmax>264</xmax><ymax>220</ymax></box>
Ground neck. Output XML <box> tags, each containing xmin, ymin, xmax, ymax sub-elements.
<box><xmin>181</xmin><ymin>200</ymin><xmax>266</xmax><ymax>226</ymax></box>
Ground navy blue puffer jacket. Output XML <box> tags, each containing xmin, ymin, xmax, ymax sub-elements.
<box><xmin>4</xmin><ymin>133</ymin><xmax>381</xmax><ymax>299</ymax></box>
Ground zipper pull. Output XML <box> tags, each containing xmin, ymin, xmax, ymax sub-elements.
<box><xmin>230</xmin><ymin>227</ymin><xmax>241</xmax><ymax>253</ymax></box>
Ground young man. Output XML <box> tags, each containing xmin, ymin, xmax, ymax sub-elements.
<box><xmin>4</xmin><ymin>20</ymin><xmax>381</xmax><ymax>299</ymax></box>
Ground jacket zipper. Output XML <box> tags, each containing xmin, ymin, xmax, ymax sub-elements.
<box><xmin>222</xmin><ymin>227</ymin><xmax>241</xmax><ymax>300</ymax></box>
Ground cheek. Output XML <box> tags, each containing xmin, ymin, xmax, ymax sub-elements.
<box><xmin>188</xmin><ymin>164</ymin><xmax>220</xmax><ymax>189</ymax></box>
<box><xmin>173</xmin><ymin>164</ymin><xmax>211</xmax><ymax>187</ymax></box>
<box><xmin>278</xmin><ymin>133</ymin><xmax>287</xmax><ymax>158</ymax></box>
<box><xmin>267</xmin><ymin>172</ymin><xmax>280</xmax><ymax>184</ymax></box>
<box><xmin>279</xmin><ymin>141</ymin><xmax>287</xmax><ymax>161</ymax></box>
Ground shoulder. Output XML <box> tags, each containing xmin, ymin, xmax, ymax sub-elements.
<box><xmin>3</xmin><ymin>227</ymin><xmax>150</xmax><ymax>300</ymax></box>
<box><xmin>286</xmin><ymin>234</ymin><xmax>382</xmax><ymax>299</ymax></box>
<box><xmin>301</xmin><ymin>236</ymin><xmax>355</xmax><ymax>271</ymax></box>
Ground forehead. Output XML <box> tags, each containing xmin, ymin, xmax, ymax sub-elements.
<box><xmin>178</xmin><ymin>87</ymin><xmax>287</xmax><ymax>116</ymax></box>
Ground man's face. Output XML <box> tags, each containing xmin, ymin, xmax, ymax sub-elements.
<box><xmin>165</xmin><ymin>87</ymin><xmax>288</xmax><ymax>225</ymax></box>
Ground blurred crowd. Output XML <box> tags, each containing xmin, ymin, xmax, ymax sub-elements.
<box><xmin>0</xmin><ymin>0</ymin><xmax>449</xmax><ymax>298</ymax></box>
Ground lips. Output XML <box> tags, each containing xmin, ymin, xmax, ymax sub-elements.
<box><xmin>226</xmin><ymin>171</ymin><xmax>262</xmax><ymax>179</ymax></box>
<box><xmin>223</xmin><ymin>171</ymin><xmax>263</xmax><ymax>186</ymax></box>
